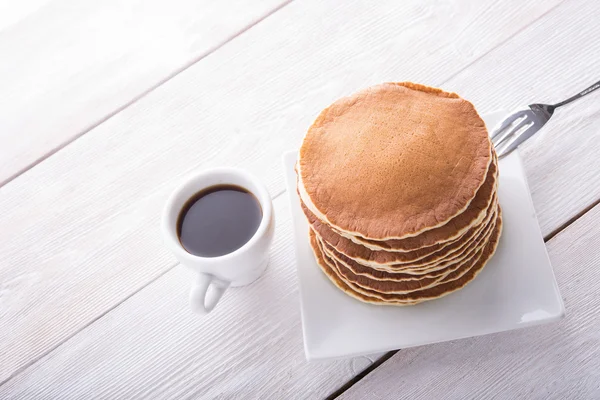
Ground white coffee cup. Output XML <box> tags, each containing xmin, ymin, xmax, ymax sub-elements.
<box><xmin>162</xmin><ymin>168</ymin><xmax>274</xmax><ymax>315</ymax></box>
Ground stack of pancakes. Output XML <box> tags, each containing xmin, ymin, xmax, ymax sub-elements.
<box><xmin>297</xmin><ymin>82</ymin><xmax>502</xmax><ymax>306</ymax></box>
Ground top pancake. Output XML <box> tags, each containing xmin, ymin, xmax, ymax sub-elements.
<box><xmin>344</xmin><ymin>152</ymin><xmax>498</xmax><ymax>252</ymax></box>
<box><xmin>298</xmin><ymin>82</ymin><xmax>492</xmax><ymax>240</ymax></box>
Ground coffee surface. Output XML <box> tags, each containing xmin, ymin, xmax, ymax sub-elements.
<box><xmin>177</xmin><ymin>185</ymin><xmax>262</xmax><ymax>257</ymax></box>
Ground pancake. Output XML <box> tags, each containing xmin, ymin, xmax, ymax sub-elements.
<box><xmin>323</xmin><ymin>207</ymin><xmax>497</xmax><ymax>281</ymax></box>
<box><xmin>346</xmin><ymin>203</ymin><xmax>497</xmax><ymax>273</ymax></box>
<box><xmin>323</xmin><ymin>229</ymin><xmax>487</xmax><ymax>293</ymax></box>
<box><xmin>320</xmin><ymin>234</ymin><xmax>486</xmax><ymax>295</ymax></box>
<box><xmin>303</xmin><ymin>191</ymin><xmax>497</xmax><ymax>266</ymax></box>
<box><xmin>309</xmin><ymin>208</ymin><xmax>502</xmax><ymax>305</ymax></box>
<box><xmin>309</xmin><ymin>231</ymin><xmax>417</xmax><ymax>307</ymax></box>
<box><xmin>317</xmin><ymin>203</ymin><xmax>496</xmax><ymax>283</ymax></box>
<box><xmin>298</xmin><ymin>82</ymin><xmax>492</xmax><ymax>240</ymax></box>
<box><xmin>341</xmin><ymin>155</ymin><xmax>498</xmax><ymax>252</ymax></box>
<box><xmin>325</xmin><ymin>210</ymin><xmax>502</xmax><ymax>302</ymax></box>
<box><xmin>317</xmin><ymin>232</ymin><xmax>481</xmax><ymax>294</ymax></box>
<box><xmin>369</xmin><ymin>204</ymin><xmax>497</xmax><ymax>274</ymax></box>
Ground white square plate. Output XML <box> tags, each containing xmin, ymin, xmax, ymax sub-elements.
<box><xmin>284</xmin><ymin>111</ymin><xmax>565</xmax><ymax>361</ymax></box>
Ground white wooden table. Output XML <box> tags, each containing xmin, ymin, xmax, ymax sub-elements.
<box><xmin>1</xmin><ymin>0</ymin><xmax>599</xmax><ymax>398</ymax></box>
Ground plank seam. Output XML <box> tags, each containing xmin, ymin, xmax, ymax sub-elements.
<box><xmin>327</xmin><ymin>351</ymin><xmax>398</xmax><ymax>400</ymax></box>
<box><xmin>544</xmin><ymin>197</ymin><xmax>600</xmax><ymax>242</ymax></box>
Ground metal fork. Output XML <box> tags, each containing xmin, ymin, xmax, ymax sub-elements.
<box><xmin>491</xmin><ymin>79</ymin><xmax>600</xmax><ymax>158</ymax></box>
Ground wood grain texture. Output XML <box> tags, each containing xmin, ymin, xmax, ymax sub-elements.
<box><xmin>439</xmin><ymin>0</ymin><xmax>600</xmax><ymax>238</ymax></box>
<box><xmin>0</xmin><ymin>196</ymin><xmax>380</xmax><ymax>399</ymax></box>
<box><xmin>0</xmin><ymin>0</ymin><xmax>568</xmax><ymax>394</ymax></box>
<box><xmin>339</xmin><ymin>202</ymin><xmax>600</xmax><ymax>400</ymax></box>
<box><xmin>0</xmin><ymin>0</ymin><xmax>288</xmax><ymax>184</ymax></box>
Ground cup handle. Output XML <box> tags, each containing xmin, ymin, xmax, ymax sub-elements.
<box><xmin>189</xmin><ymin>273</ymin><xmax>230</xmax><ymax>315</ymax></box>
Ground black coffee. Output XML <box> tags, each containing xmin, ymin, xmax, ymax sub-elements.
<box><xmin>177</xmin><ymin>185</ymin><xmax>262</xmax><ymax>257</ymax></box>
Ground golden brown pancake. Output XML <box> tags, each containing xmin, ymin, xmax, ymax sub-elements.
<box><xmin>331</xmin><ymin>204</ymin><xmax>497</xmax><ymax>273</ymax></box>
<box><xmin>317</xmin><ymin>232</ymin><xmax>480</xmax><ymax>293</ymax></box>
<box><xmin>309</xmin><ymin>208</ymin><xmax>502</xmax><ymax>305</ymax></box>
<box><xmin>320</xmin><ymin>207</ymin><xmax>495</xmax><ymax>284</ymax></box>
<box><xmin>370</xmin><ymin>205</ymin><xmax>496</xmax><ymax>274</ymax></box>
<box><xmin>325</xmin><ymin>210</ymin><xmax>502</xmax><ymax>302</ymax></box>
<box><xmin>321</xmin><ymin>235</ymin><xmax>486</xmax><ymax>295</ymax></box>
<box><xmin>309</xmin><ymin>231</ymin><xmax>416</xmax><ymax>307</ymax></box>
<box><xmin>322</xmin><ymin>206</ymin><xmax>497</xmax><ymax>280</ymax></box>
<box><xmin>342</xmin><ymin>155</ymin><xmax>498</xmax><ymax>252</ymax></box>
<box><xmin>298</xmin><ymin>82</ymin><xmax>492</xmax><ymax>240</ymax></box>
<box><xmin>303</xmin><ymin>192</ymin><xmax>496</xmax><ymax>266</ymax></box>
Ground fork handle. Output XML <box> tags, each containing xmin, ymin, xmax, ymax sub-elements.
<box><xmin>553</xmin><ymin>79</ymin><xmax>600</xmax><ymax>108</ymax></box>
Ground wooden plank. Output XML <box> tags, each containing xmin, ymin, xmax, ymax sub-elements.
<box><xmin>439</xmin><ymin>0</ymin><xmax>600</xmax><ymax>238</ymax></box>
<box><xmin>0</xmin><ymin>0</ymin><xmax>564</xmax><ymax>392</ymax></box>
<box><xmin>0</xmin><ymin>196</ymin><xmax>381</xmax><ymax>399</ymax></box>
<box><xmin>0</xmin><ymin>0</ymin><xmax>288</xmax><ymax>185</ymax></box>
<box><xmin>338</xmin><ymin>202</ymin><xmax>600</xmax><ymax>400</ymax></box>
